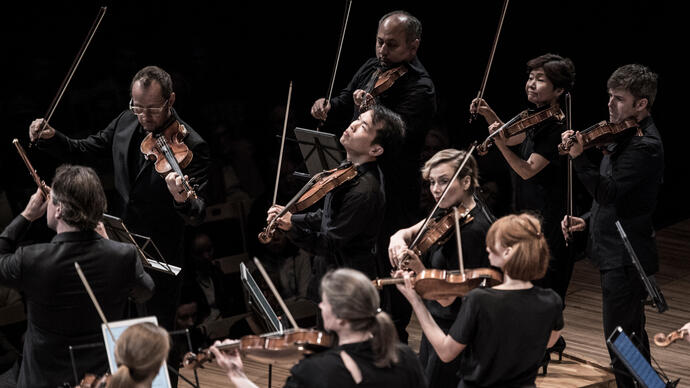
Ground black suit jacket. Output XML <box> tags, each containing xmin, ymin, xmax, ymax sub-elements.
<box><xmin>0</xmin><ymin>215</ymin><xmax>154</xmax><ymax>388</ymax></box>
<box><xmin>38</xmin><ymin>109</ymin><xmax>210</xmax><ymax>266</ymax></box>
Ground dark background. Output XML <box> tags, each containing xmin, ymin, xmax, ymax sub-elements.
<box><xmin>0</xmin><ymin>0</ymin><xmax>683</xmax><ymax>230</ymax></box>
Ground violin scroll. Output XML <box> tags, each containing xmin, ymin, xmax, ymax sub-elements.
<box><xmin>653</xmin><ymin>329</ymin><xmax>687</xmax><ymax>347</ymax></box>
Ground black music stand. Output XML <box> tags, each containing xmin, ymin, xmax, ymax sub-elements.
<box><xmin>614</xmin><ymin>221</ymin><xmax>667</xmax><ymax>313</ymax></box>
<box><xmin>293</xmin><ymin>127</ymin><xmax>345</xmax><ymax>177</ymax></box>
<box><xmin>101</xmin><ymin>214</ymin><xmax>180</xmax><ymax>276</ymax></box>
<box><xmin>239</xmin><ymin>261</ymin><xmax>290</xmax><ymax>388</ymax></box>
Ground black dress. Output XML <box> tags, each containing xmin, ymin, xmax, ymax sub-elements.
<box><xmin>284</xmin><ymin>340</ymin><xmax>427</xmax><ymax>388</ymax></box>
<box><xmin>418</xmin><ymin>205</ymin><xmax>492</xmax><ymax>388</ymax></box>
<box><xmin>449</xmin><ymin>287</ymin><xmax>563</xmax><ymax>388</ymax></box>
<box><xmin>510</xmin><ymin>113</ymin><xmax>572</xmax><ymax>303</ymax></box>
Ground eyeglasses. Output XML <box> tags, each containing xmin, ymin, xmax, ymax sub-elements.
<box><xmin>129</xmin><ymin>99</ymin><xmax>169</xmax><ymax>115</ymax></box>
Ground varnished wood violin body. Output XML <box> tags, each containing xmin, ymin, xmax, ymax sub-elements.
<box><xmin>558</xmin><ymin>118</ymin><xmax>639</xmax><ymax>152</ymax></box>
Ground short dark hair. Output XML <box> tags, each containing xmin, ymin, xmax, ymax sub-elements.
<box><xmin>370</xmin><ymin>105</ymin><xmax>405</xmax><ymax>160</ymax></box>
<box><xmin>379</xmin><ymin>10</ymin><xmax>422</xmax><ymax>43</ymax></box>
<box><xmin>526</xmin><ymin>53</ymin><xmax>576</xmax><ymax>92</ymax></box>
<box><xmin>130</xmin><ymin>66</ymin><xmax>173</xmax><ymax>99</ymax></box>
<box><xmin>51</xmin><ymin>165</ymin><xmax>107</xmax><ymax>231</ymax></box>
<box><xmin>607</xmin><ymin>64</ymin><xmax>658</xmax><ymax>108</ymax></box>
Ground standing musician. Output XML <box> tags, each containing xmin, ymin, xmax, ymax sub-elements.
<box><xmin>311</xmin><ymin>10</ymin><xmax>436</xmax><ymax>342</ymax></box>
<box><xmin>28</xmin><ymin>66</ymin><xmax>210</xmax><ymax>329</ymax></box>
<box><xmin>388</xmin><ymin>149</ymin><xmax>492</xmax><ymax>387</ymax></box>
<box><xmin>267</xmin><ymin>105</ymin><xmax>405</xmax><ymax>306</ymax></box>
<box><xmin>107</xmin><ymin>322</ymin><xmax>170</xmax><ymax>388</ymax></box>
<box><xmin>397</xmin><ymin>213</ymin><xmax>563</xmax><ymax>388</ymax></box>
<box><xmin>560</xmin><ymin>64</ymin><xmax>663</xmax><ymax>388</ymax></box>
<box><xmin>0</xmin><ymin>165</ymin><xmax>154</xmax><ymax>388</ymax></box>
<box><xmin>211</xmin><ymin>268</ymin><xmax>428</xmax><ymax>388</ymax></box>
<box><xmin>470</xmin><ymin>53</ymin><xmax>575</xmax><ymax>352</ymax></box>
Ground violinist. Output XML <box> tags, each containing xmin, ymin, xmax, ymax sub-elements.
<box><xmin>210</xmin><ymin>268</ymin><xmax>427</xmax><ymax>388</ymax></box>
<box><xmin>310</xmin><ymin>12</ymin><xmax>436</xmax><ymax>342</ymax></box>
<box><xmin>267</xmin><ymin>105</ymin><xmax>405</xmax><ymax>306</ymax></box>
<box><xmin>470</xmin><ymin>53</ymin><xmax>575</xmax><ymax>349</ymax></box>
<box><xmin>0</xmin><ymin>165</ymin><xmax>154</xmax><ymax>388</ymax></box>
<box><xmin>396</xmin><ymin>213</ymin><xmax>563</xmax><ymax>388</ymax></box>
<box><xmin>29</xmin><ymin>66</ymin><xmax>210</xmax><ymax>329</ymax></box>
<box><xmin>106</xmin><ymin>322</ymin><xmax>170</xmax><ymax>388</ymax></box>
<box><xmin>388</xmin><ymin>149</ymin><xmax>492</xmax><ymax>388</ymax></box>
<box><xmin>560</xmin><ymin>64</ymin><xmax>663</xmax><ymax>388</ymax></box>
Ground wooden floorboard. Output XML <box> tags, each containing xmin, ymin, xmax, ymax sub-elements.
<box><xmin>181</xmin><ymin>218</ymin><xmax>690</xmax><ymax>388</ymax></box>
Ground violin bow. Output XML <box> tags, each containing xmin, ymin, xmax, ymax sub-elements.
<box><xmin>253</xmin><ymin>257</ymin><xmax>300</xmax><ymax>330</ymax></box>
<box><xmin>452</xmin><ymin>207</ymin><xmax>465</xmax><ymax>276</ymax></box>
<box><xmin>74</xmin><ymin>262</ymin><xmax>116</xmax><ymax>344</ymax></box>
<box><xmin>31</xmin><ymin>6</ymin><xmax>107</xmax><ymax>146</ymax></box>
<box><xmin>13</xmin><ymin>139</ymin><xmax>50</xmax><ymax>198</ymax></box>
<box><xmin>272</xmin><ymin>81</ymin><xmax>293</xmax><ymax>206</ymax></box>
<box><xmin>319</xmin><ymin>0</ymin><xmax>353</xmax><ymax>131</ymax></box>
<box><xmin>565</xmin><ymin>93</ymin><xmax>574</xmax><ymax>244</ymax></box>
<box><xmin>469</xmin><ymin>0</ymin><xmax>509</xmax><ymax>123</ymax></box>
<box><xmin>403</xmin><ymin>143</ymin><xmax>477</xmax><ymax>266</ymax></box>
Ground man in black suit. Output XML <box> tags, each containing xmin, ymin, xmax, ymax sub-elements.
<box><xmin>29</xmin><ymin>65</ymin><xmax>210</xmax><ymax>329</ymax></box>
<box><xmin>0</xmin><ymin>165</ymin><xmax>154</xmax><ymax>388</ymax></box>
<box><xmin>561</xmin><ymin>64</ymin><xmax>663</xmax><ymax>388</ymax></box>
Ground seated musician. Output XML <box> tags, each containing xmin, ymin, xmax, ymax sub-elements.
<box><xmin>107</xmin><ymin>322</ymin><xmax>170</xmax><ymax>388</ymax></box>
<box><xmin>266</xmin><ymin>105</ymin><xmax>405</xmax><ymax>305</ymax></box>
<box><xmin>388</xmin><ymin>148</ymin><xmax>493</xmax><ymax>387</ymax></box>
<box><xmin>397</xmin><ymin>213</ymin><xmax>563</xmax><ymax>388</ymax></box>
<box><xmin>211</xmin><ymin>268</ymin><xmax>427</xmax><ymax>388</ymax></box>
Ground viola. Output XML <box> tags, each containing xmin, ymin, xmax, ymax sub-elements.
<box><xmin>258</xmin><ymin>163</ymin><xmax>358</xmax><ymax>243</ymax></box>
<box><xmin>13</xmin><ymin>139</ymin><xmax>50</xmax><ymax>197</ymax></box>
<box><xmin>478</xmin><ymin>105</ymin><xmax>564</xmax><ymax>154</ymax></box>
<box><xmin>558</xmin><ymin>118</ymin><xmax>639</xmax><ymax>153</ymax></box>
<box><xmin>359</xmin><ymin>65</ymin><xmax>409</xmax><ymax>112</ymax></box>
<box><xmin>397</xmin><ymin>206</ymin><xmax>473</xmax><ymax>271</ymax></box>
<box><xmin>373</xmin><ymin>267</ymin><xmax>503</xmax><ymax>300</ymax></box>
<box><xmin>140</xmin><ymin>119</ymin><xmax>198</xmax><ymax>199</ymax></box>
<box><xmin>653</xmin><ymin>329</ymin><xmax>688</xmax><ymax>347</ymax></box>
<box><xmin>182</xmin><ymin>328</ymin><xmax>334</xmax><ymax>368</ymax></box>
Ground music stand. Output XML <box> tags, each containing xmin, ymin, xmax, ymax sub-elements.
<box><xmin>293</xmin><ymin>127</ymin><xmax>345</xmax><ymax>177</ymax></box>
<box><xmin>101</xmin><ymin>214</ymin><xmax>180</xmax><ymax>276</ymax></box>
<box><xmin>240</xmin><ymin>262</ymin><xmax>283</xmax><ymax>333</ymax></box>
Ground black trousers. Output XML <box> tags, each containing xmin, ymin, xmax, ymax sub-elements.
<box><xmin>600</xmin><ymin>266</ymin><xmax>650</xmax><ymax>388</ymax></box>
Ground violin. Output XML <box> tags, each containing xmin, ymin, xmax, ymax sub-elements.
<box><xmin>478</xmin><ymin>105</ymin><xmax>564</xmax><ymax>154</ymax></box>
<box><xmin>73</xmin><ymin>373</ymin><xmax>110</xmax><ymax>388</ymax></box>
<box><xmin>360</xmin><ymin>65</ymin><xmax>409</xmax><ymax>112</ymax></box>
<box><xmin>398</xmin><ymin>206</ymin><xmax>474</xmax><ymax>270</ymax></box>
<box><xmin>183</xmin><ymin>328</ymin><xmax>334</xmax><ymax>368</ymax></box>
<box><xmin>258</xmin><ymin>163</ymin><xmax>358</xmax><ymax>243</ymax></box>
<box><xmin>373</xmin><ymin>267</ymin><xmax>503</xmax><ymax>300</ymax></box>
<box><xmin>140</xmin><ymin>119</ymin><xmax>198</xmax><ymax>199</ymax></box>
<box><xmin>558</xmin><ymin>118</ymin><xmax>639</xmax><ymax>153</ymax></box>
<box><xmin>653</xmin><ymin>329</ymin><xmax>688</xmax><ymax>347</ymax></box>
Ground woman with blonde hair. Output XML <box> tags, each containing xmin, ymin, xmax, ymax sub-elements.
<box><xmin>107</xmin><ymin>322</ymin><xmax>170</xmax><ymax>388</ymax></box>
<box><xmin>211</xmin><ymin>268</ymin><xmax>427</xmax><ymax>388</ymax></box>
<box><xmin>397</xmin><ymin>213</ymin><xmax>563</xmax><ymax>387</ymax></box>
<box><xmin>388</xmin><ymin>148</ymin><xmax>493</xmax><ymax>387</ymax></box>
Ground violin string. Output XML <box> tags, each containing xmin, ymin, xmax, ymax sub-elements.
<box><xmin>452</xmin><ymin>207</ymin><xmax>465</xmax><ymax>276</ymax></box>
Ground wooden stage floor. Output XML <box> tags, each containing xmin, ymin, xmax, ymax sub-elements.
<box><xmin>181</xmin><ymin>218</ymin><xmax>690</xmax><ymax>388</ymax></box>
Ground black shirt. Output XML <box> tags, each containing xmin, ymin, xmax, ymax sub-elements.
<box><xmin>573</xmin><ymin>117</ymin><xmax>663</xmax><ymax>273</ymax></box>
<box><xmin>285</xmin><ymin>340</ymin><xmax>427</xmax><ymax>388</ymax></box>
<box><xmin>449</xmin><ymin>287</ymin><xmax>563</xmax><ymax>388</ymax></box>
<box><xmin>423</xmin><ymin>205</ymin><xmax>492</xmax><ymax>321</ymax></box>
<box><xmin>288</xmin><ymin>161</ymin><xmax>385</xmax><ymax>300</ymax></box>
<box><xmin>511</xmin><ymin>113</ymin><xmax>566</xmax><ymax>239</ymax></box>
<box><xmin>328</xmin><ymin>56</ymin><xmax>437</xmax><ymax>252</ymax></box>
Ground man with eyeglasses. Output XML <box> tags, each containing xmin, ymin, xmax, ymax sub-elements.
<box><xmin>28</xmin><ymin>65</ymin><xmax>209</xmax><ymax>330</ymax></box>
